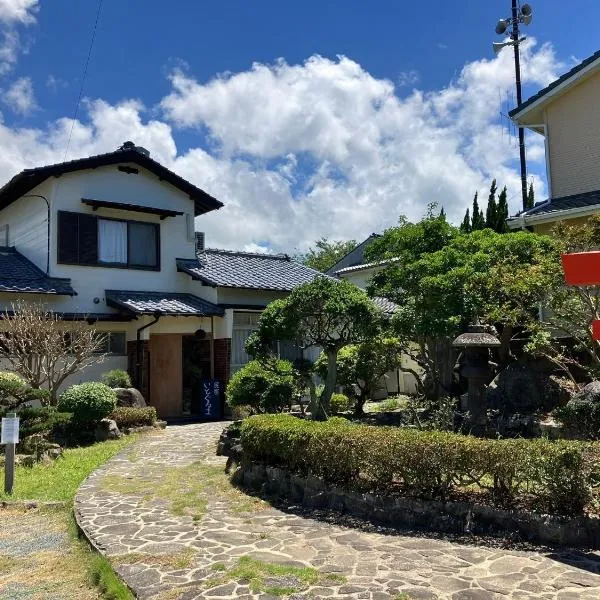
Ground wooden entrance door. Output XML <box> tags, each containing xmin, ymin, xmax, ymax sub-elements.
<box><xmin>149</xmin><ymin>334</ymin><xmax>183</xmax><ymax>418</ymax></box>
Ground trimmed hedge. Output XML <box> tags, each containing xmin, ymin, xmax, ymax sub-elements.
<box><xmin>109</xmin><ymin>406</ymin><xmax>157</xmax><ymax>428</ymax></box>
<box><xmin>102</xmin><ymin>369</ymin><xmax>132</xmax><ymax>389</ymax></box>
<box><xmin>240</xmin><ymin>414</ymin><xmax>600</xmax><ymax>516</ymax></box>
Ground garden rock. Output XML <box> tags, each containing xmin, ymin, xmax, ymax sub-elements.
<box><xmin>114</xmin><ymin>387</ymin><xmax>146</xmax><ymax>408</ymax></box>
<box><xmin>94</xmin><ymin>418</ymin><xmax>122</xmax><ymax>441</ymax></box>
<box><xmin>486</xmin><ymin>364</ymin><xmax>571</xmax><ymax>413</ymax></box>
<box><xmin>574</xmin><ymin>381</ymin><xmax>600</xmax><ymax>404</ymax></box>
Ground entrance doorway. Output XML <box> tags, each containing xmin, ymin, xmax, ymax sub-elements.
<box><xmin>182</xmin><ymin>335</ymin><xmax>212</xmax><ymax>416</ymax></box>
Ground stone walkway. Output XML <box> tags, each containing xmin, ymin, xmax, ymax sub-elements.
<box><xmin>75</xmin><ymin>423</ymin><xmax>600</xmax><ymax>600</ymax></box>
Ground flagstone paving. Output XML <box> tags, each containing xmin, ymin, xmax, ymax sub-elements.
<box><xmin>75</xmin><ymin>422</ymin><xmax>600</xmax><ymax>599</ymax></box>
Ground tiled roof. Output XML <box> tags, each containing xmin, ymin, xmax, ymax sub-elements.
<box><xmin>508</xmin><ymin>189</ymin><xmax>600</xmax><ymax>220</ymax></box>
<box><xmin>0</xmin><ymin>143</ymin><xmax>222</xmax><ymax>216</ymax></box>
<box><xmin>177</xmin><ymin>249</ymin><xmax>325</xmax><ymax>291</ymax></box>
<box><xmin>0</xmin><ymin>247</ymin><xmax>75</xmax><ymax>295</ymax></box>
<box><xmin>372</xmin><ymin>296</ymin><xmax>399</xmax><ymax>315</ymax></box>
<box><xmin>510</xmin><ymin>49</ymin><xmax>600</xmax><ymax>118</ymax></box>
<box><xmin>105</xmin><ymin>290</ymin><xmax>224</xmax><ymax>316</ymax></box>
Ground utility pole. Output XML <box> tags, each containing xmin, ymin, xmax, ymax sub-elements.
<box><xmin>494</xmin><ymin>2</ymin><xmax>533</xmax><ymax>211</ymax></box>
<box><xmin>511</xmin><ymin>0</ymin><xmax>528</xmax><ymax>210</ymax></box>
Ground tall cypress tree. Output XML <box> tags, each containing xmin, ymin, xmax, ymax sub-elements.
<box><xmin>496</xmin><ymin>186</ymin><xmax>509</xmax><ymax>233</ymax></box>
<box><xmin>471</xmin><ymin>192</ymin><xmax>485</xmax><ymax>230</ymax></box>
<box><xmin>526</xmin><ymin>182</ymin><xmax>535</xmax><ymax>210</ymax></box>
<box><xmin>439</xmin><ymin>206</ymin><xmax>446</xmax><ymax>220</ymax></box>
<box><xmin>460</xmin><ymin>208</ymin><xmax>471</xmax><ymax>233</ymax></box>
<box><xmin>485</xmin><ymin>179</ymin><xmax>498</xmax><ymax>229</ymax></box>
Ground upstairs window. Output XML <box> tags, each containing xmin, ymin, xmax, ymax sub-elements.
<box><xmin>58</xmin><ymin>211</ymin><xmax>159</xmax><ymax>270</ymax></box>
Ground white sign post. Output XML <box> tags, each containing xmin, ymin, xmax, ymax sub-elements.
<box><xmin>1</xmin><ymin>413</ymin><xmax>19</xmax><ymax>495</ymax></box>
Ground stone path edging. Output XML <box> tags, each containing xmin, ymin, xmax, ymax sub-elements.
<box><xmin>74</xmin><ymin>423</ymin><xmax>600</xmax><ymax>599</ymax></box>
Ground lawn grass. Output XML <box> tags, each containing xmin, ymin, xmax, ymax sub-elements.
<box><xmin>0</xmin><ymin>434</ymin><xmax>137</xmax><ymax>501</ymax></box>
<box><xmin>0</xmin><ymin>434</ymin><xmax>139</xmax><ymax>599</ymax></box>
<box><xmin>365</xmin><ymin>395</ymin><xmax>409</xmax><ymax>413</ymax></box>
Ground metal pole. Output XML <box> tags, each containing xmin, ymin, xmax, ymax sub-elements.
<box><xmin>4</xmin><ymin>412</ymin><xmax>16</xmax><ymax>495</ymax></box>
<box><xmin>511</xmin><ymin>0</ymin><xmax>528</xmax><ymax>210</ymax></box>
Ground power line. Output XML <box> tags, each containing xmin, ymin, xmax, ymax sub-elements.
<box><xmin>63</xmin><ymin>0</ymin><xmax>103</xmax><ymax>162</ymax></box>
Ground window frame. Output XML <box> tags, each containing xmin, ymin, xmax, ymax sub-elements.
<box><xmin>94</xmin><ymin>331</ymin><xmax>127</xmax><ymax>355</ymax></box>
<box><xmin>57</xmin><ymin>210</ymin><xmax>160</xmax><ymax>271</ymax></box>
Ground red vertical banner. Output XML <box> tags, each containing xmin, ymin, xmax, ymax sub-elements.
<box><xmin>592</xmin><ymin>320</ymin><xmax>600</xmax><ymax>341</ymax></box>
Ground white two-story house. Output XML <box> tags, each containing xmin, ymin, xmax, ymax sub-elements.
<box><xmin>0</xmin><ymin>142</ymin><xmax>323</xmax><ymax>419</ymax></box>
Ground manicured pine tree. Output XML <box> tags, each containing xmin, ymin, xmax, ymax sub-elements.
<box><xmin>496</xmin><ymin>186</ymin><xmax>509</xmax><ymax>233</ymax></box>
<box><xmin>485</xmin><ymin>179</ymin><xmax>498</xmax><ymax>230</ymax></box>
<box><xmin>471</xmin><ymin>192</ymin><xmax>485</xmax><ymax>230</ymax></box>
<box><xmin>460</xmin><ymin>208</ymin><xmax>471</xmax><ymax>233</ymax></box>
<box><xmin>526</xmin><ymin>182</ymin><xmax>535</xmax><ymax>210</ymax></box>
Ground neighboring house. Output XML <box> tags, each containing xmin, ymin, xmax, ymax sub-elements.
<box><xmin>327</xmin><ymin>235</ymin><xmax>419</xmax><ymax>395</ymax></box>
<box><xmin>0</xmin><ymin>141</ymin><xmax>324</xmax><ymax>419</ymax></box>
<box><xmin>508</xmin><ymin>49</ymin><xmax>600</xmax><ymax>233</ymax></box>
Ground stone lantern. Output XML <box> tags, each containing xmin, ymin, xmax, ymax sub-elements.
<box><xmin>452</xmin><ymin>322</ymin><xmax>500</xmax><ymax>431</ymax></box>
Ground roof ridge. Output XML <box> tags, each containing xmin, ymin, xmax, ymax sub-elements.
<box><xmin>203</xmin><ymin>248</ymin><xmax>290</xmax><ymax>260</ymax></box>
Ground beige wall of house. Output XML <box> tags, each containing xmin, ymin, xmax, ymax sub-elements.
<box><xmin>546</xmin><ymin>69</ymin><xmax>600</xmax><ymax>198</ymax></box>
<box><xmin>530</xmin><ymin>215</ymin><xmax>594</xmax><ymax>236</ymax></box>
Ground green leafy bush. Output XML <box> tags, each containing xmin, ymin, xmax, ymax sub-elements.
<box><xmin>240</xmin><ymin>414</ymin><xmax>598</xmax><ymax>515</ymax></box>
<box><xmin>109</xmin><ymin>406</ymin><xmax>157</xmax><ymax>428</ymax></box>
<box><xmin>57</xmin><ymin>382</ymin><xmax>117</xmax><ymax>424</ymax></box>
<box><xmin>101</xmin><ymin>369</ymin><xmax>132</xmax><ymax>389</ymax></box>
<box><xmin>330</xmin><ymin>393</ymin><xmax>353</xmax><ymax>413</ymax></box>
<box><xmin>226</xmin><ymin>360</ymin><xmax>298</xmax><ymax>414</ymax></box>
<box><xmin>0</xmin><ymin>372</ymin><xmax>51</xmax><ymax>410</ymax></box>
<box><xmin>16</xmin><ymin>406</ymin><xmax>73</xmax><ymax>438</ymax></box>
<box><xmin>554</xmin><ymin>400</ymin><xmax>600</xmax><ymax>439</ymax></box>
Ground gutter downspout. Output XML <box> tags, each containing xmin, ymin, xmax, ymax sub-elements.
<box><xmin>136</xmin><ymin>312</ymin><xmax>161</xmax><ymax>390</ymax></box>
<box><xmin>22</xmin><ymin>194</ymin><xmax>50</xmax><ymax>274</ymax></box>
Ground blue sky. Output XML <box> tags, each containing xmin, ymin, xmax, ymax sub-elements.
<box><xmin>0</xmin><ymin>1</ymin><xmax>596</xmax><ymax>251</ymax></box>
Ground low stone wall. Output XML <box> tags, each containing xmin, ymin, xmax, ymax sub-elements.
<box><xmin>236</xmin><ymin>463</ymin><xmax>600</xmax><ymax>549</ymax></box>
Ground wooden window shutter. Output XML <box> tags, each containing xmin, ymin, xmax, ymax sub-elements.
<box><xmin>78</xmin><ymin>213</ymin><xmax>98</xmax><ymax>264</ymax></box>
<box><xmin>57</xmin><ymin>211</ymin><xmax>79</xmax><ymax>263</ymax></box>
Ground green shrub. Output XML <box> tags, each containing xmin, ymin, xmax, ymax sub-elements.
<box><xmin>109</xmin><ymin>406</ymin><xmax>157</xmax><ymax>428</ymax></box>
<box><xmin>16</xmin><ymin>406</ymin><xmax>73</xmax><ymax>438</ymax></box>
<box><xmin>57</xmin><ymin>382</ymin><xmax>117</xmax><ymax>424</ymax></box>
<box><xmin>101</xmin><ymin>369</ymin><xmax>132</xmax><ymax>389</ymax></box>
<box><xmin>0</xmin><ymin>372</ymin><xmax>51</xmax><ymax>410</ymax></box>
<box><xmin>240</xmin><ymin>414</ymin><xmax>597</xmax><ymax>515</ymax></box>
<box><xmin>554</xmin><ymin>400</ymin><xmax>600</xmax><ymax>439</ymax></box>
<box><xmin>226</xmin><ymin>360</ymin><xmax>298</xmax><ymax>414</ymax></box>
<box><xmin>330</xmin><ymin>393</ymin><xmax>353</xmax><ymax>413</ymax></box>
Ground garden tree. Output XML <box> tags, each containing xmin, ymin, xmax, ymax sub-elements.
<box><xmin>524</xmin><ymin>215</ymin><xmax>600</xmax><ymax>378</ymax></box>
<box><xmin>367</xmin><ymin>222</ymin><xmax>556</xmax><ymax>399</ymax></box>
<box><xmin>299</xmin><ymin>237</ymin><xmax>358</xmax><ymax>273</ymax></box>
<box><xmin>471</xmin><ymin>192</ymin><xmax>485</xmax><ymax>231</ymax></box>
<box><xmin>460</xmin><ymin>208</ymin><xmax>471</xmax><ymax>234</ymax></box>
<box><xmin>526</xmin><ymin>182</ymin><xmax>535</xmax><ymax>210</ymax></box>
<box><xmin>485</xmin><ymin>179</ymin><xmax>498</xmax><ymax>230</ymax></box>
<box><xmin>495</xmin><ymin>186</ymin><xmax>509</xmax><ymax>233</ymax></box>
<box><xmin>0</xmin><ymin>302</ymin><xmax>105</xmax><ymax>403</ymax></box>
<box><xmin>246</xmin><ymin>277</ymin><xmax>382</xmax><ymax>419</ymax></box>
<box><xmin>439</xmin><ymin>206</ymin><xmax>446</xmax><ymax>219</ymax></box>
<box><xmin>314</xmin><ymin>335</ymin><xmax>405</xmax><ymax>415</ymax></box>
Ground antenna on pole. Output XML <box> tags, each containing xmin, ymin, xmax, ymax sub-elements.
<box><xmin>492</xmin><ymin>2</ymin><xmax>534</xmax><ymax>211</ymax></box>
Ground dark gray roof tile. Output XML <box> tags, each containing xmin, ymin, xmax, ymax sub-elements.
<box><xmin>509</xmin><ymin>189</ymin><xmax>600</xmax><ymax>219</ymax></box>
<box><xmin>0</xmin><ymin>247</ymin><xmax>75</xmax><ymax>295</ymax></box>
<box><xmin>105</xmin><ymin>290</ymin><xmax>223</xmax><ymax>316</ymax></box>
<box><xmin>177</xmin><ymin>249</ymin><xmax>325</xmax><ymax>291</ymax></box>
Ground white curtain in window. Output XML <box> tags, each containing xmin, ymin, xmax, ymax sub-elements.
<box><xmin>98</xmin><ymin>219</ymin><xmax>127</xmax><ymax>263</ymax></box>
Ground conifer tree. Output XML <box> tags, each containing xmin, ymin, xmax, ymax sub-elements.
<box><xmin>439</xmin><ymin>206</ymin><xmax>446</xmax><ymax>220</ymax></box>
<box><xmin>496</xmin><ymin>186</ymin><xmax>509</xmax><ymax>233</ymax></box>
<box><xmin>460</xmin><ymin>208</ymin><xmax>471</xmax><ymax>233</ymax></box>
<box><xmin>485</xmin><ymin>179</ymin><xmax>498</xmax><ymax>229</ymax></box>
<box><xmin>526</xmin><ymin>182</ymin><xmax>535</xmax><ymax>210</ymax></box>
<box><xmin>471</xmin><ymin>192</ymin><xmax>485</xmax><ymax>230</ymax></box>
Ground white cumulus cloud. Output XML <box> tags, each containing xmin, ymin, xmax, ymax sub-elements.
<box><xmin>0</xmin><ymin>40</ymin><xmax>564</xmax><ymax>253</ymax></box>
<box><xmin>3</xmin><ymin>75</ymin><xmax>35</xmax><ymax>114</ymax></box>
